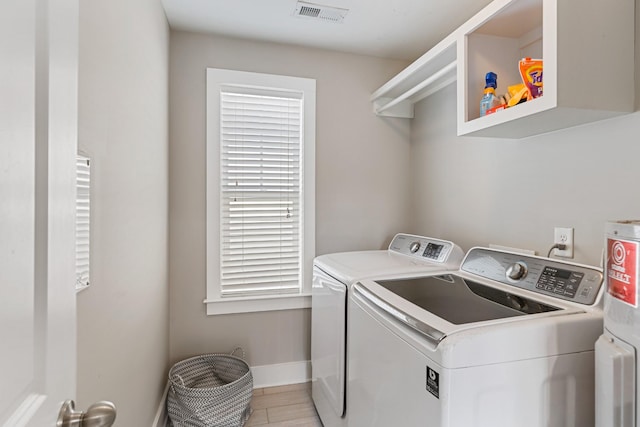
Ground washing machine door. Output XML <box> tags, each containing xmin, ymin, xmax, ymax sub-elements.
<box><xmin>311</xmin><ymin>266</ymin><xmax>347</xmax><ymax>418</ymax></box>
<box><xmin>595</xmin><ymin>330</ymin><xmax>636</xmax><ymax>427</ymax></box>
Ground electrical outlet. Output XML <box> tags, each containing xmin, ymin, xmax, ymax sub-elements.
<box><xmin>553</xmin><ymin>227</ymin><xmax>574</xmax><ymax>258</ymax></box>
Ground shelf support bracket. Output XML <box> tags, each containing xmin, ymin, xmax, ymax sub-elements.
<box><xmin>374</xmin><ymin>60</ymin><xmax>457</xmax><ymax>117</ymax></box>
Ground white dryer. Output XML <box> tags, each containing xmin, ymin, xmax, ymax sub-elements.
<box><xmin>348</xmin><ymin>247</ymin><xmax>605</xmax><ymax>427</ymax></box>
<box><xmin>311</xmin><ymin>234</ymin><xmax>464</xmax><ymax>427</ymax></box>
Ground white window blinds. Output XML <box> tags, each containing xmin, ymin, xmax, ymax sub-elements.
<box><xmin>75</xmin><ymin>155</ymin><xmax>90</xmax><ymax>289</ymax></box>
<box><xmin>220</xmin><ymin>90</ymin><xmax>303</xmax><ymax>297</ymax></box>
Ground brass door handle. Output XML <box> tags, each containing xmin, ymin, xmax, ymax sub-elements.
<box><xmin>57</xmin><ymin>400</ymin><xmax>116</xmax><ymax>427</ymax></box>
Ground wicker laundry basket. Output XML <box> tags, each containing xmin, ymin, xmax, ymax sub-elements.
<box><xmin>167</xmin><ymin>348</ymin><xmax>253</xmax><ymax>427</ymax></box>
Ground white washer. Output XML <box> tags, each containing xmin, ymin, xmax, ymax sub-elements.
<box><xmin>311</xmin><ymin>233</ymin><xmax>464</xmax><ymax>427</ymax></box>
<box><xmin>348</xmin><ymin>247</ymin><xmax>605</xmax><ymax>427</ymax></box>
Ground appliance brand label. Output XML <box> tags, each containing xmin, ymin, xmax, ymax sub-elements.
<box><xmin>607</xmin><ymin>238</ymin><xmax>639</xmax><ymax>307</ymax></box>
<box><xmin>426</xmin><ymin>366</ymin><xmax>439</xmax><ymax>399</ymax></box>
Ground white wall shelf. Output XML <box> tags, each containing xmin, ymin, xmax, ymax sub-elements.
<box><xmin>372</xmin><ymin>0</ymin><xmax>635</xmax><ymax>138</ymax></box>
<box><xmin>371</xmin><ymin>33</ymin><xmax>458</xmax><ymax>119</ymax></box>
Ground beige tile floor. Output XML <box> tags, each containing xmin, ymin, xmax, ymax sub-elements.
<box><xmin>247</xmin><ymin>382</ymin><xmax>322</xmax><ymax>427</ymax></box>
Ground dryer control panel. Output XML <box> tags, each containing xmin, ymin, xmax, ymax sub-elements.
<box><xmin>461</xmin><ymin>247</ymin><xmax>603</xmax><ymax>306</ymax></box>
<box><xmin>389</xmin><ymin>233</ymin><xmax>463</xmax><ymax>264</ymax></box>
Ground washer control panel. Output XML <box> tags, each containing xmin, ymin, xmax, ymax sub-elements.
<box><xmin>388</xmin><ymin>233</ymin><xmax>462</xmax><ymax>263</ymax></box>
<box><xmin>461</xmin><ymin>248</ymin><xmax>603</xmax><ymax>305</ymax></box>
<box><xmin>535</xmin><ymin>267</ymin><xmax>584</xmax><ymax>299</ymax></box>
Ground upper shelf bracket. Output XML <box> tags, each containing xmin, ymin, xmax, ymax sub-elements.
<box><xmin>373</xmin><ymin>61</ymin><xmax>457</xmax><ymax>118</ymax></box>
<box><xmin>371</xmin><ymin>34</ymin><xmax>458</xmax><ymax>119</ymax></box>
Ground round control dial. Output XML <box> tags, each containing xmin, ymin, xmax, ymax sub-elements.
<box><xmin>506</xmin><ymin>262</ymin><xmax>528</xmax><ymax>281</ymax></box>
<box><xmin>409</xmin><ymin>242</ymin><xmax>421</xmax><ymax>253</ymax></box>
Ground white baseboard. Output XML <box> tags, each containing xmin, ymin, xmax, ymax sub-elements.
<box><xmin>152</xmin><ymin>381</ymin><xmax>170</xmax><ymax>427</ymax></box>
<box><xmin>153</xmin><ymin>360</ymin><xmax>311</xmax><ymax>426</ymax></box>
<box><xmin>250</xmin><ymin>360</ymin><xmax>311</xmax><ymax>389</ymax></box>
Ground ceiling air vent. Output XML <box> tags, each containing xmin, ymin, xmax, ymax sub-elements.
<box><xmin>293</xmin><ymin>1</ymin><xmax>348</xmax><ymax>23</ymax></box>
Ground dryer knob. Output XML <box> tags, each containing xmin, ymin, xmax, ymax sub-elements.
<box><xmin>409</xmin><ymin>242</ymin><xmax>421</xmax><ymax>253</ymax></box>
<box><xmin>506</xmin><ymin>262</ymin><xmax>528</xmax><ymax>280</ymax></box>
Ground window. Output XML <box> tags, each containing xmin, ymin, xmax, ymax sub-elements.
<box><xmin>220</xmin><ymin>92</ymin><xmax>302</xmax><ymax>296</ymax></box>
<box><xmin>205</xmin><ymin>68</ymin><xmax>316</xmax><ymax>315</ymax></box>
<box><xmin>75</xmin><ymin>154</ymin><xmax>90</xmax><ymax>291</ymax></box>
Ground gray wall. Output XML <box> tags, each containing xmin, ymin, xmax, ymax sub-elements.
<box><xmin>409</xmin><ymin>1</ymin><xmax>640</xmax><ymax>267</ymax></box>
<box><xmin>168</xmin><ymin>31</ymin><xmax>410</xmax><ymax>367</ymax></box>
<box><xmin>76</xmin><ymin>0</ymin><xmax>170</xmax><ymax>425</ymax></box>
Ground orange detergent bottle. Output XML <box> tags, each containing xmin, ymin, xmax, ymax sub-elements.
<box><xmin>519</xmin><ymin>58</ymin><xmax>543</xmax><ymax>98</ymax></box>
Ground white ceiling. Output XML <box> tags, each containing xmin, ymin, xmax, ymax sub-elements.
<box><xmin>160</xmin><ymin>0</ymin><xmax>495</xmax><ymax>61</ymax></box>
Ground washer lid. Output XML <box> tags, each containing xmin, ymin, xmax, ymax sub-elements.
<box><xmin>376</xmin><ymin>274</ymin><xmax>560</xmax><ymax>325</ymax></box>
<box><xmin>354</xmin><ymin>273</ymin><xmax>601</xmax><ymax>368</ymax></box>
<box><xmin>355</xmin><ymin>274</ymin><xmax>576</xmax><ymax>348</ymax></box>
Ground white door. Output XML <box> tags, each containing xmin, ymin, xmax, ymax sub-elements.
<box><xmin>1</xmin><ymin>0</ymin><xmax>79</xmax><ymax>425</ymax></box>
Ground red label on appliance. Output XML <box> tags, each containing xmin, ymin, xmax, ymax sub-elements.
<box><xmin>606</xmin><ymin>238</ymin><xmax>639</xmax><ymax>307</ymax></box>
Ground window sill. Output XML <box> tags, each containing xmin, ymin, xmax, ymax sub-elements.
<box><xmin>204</xmin><ymin>293</ymin><xmax>311</xmax><ymax>315</ymax></box>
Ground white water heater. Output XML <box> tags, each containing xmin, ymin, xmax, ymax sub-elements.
<box><xmin>596</xmin><ymin>220</ymin><xmax>640</xmax><ymax>427</ymax></box>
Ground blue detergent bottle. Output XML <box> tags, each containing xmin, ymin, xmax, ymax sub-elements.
<box><xmin>479</xmin><ymin>72</ymin><xmax>500</xmax><ymax>117</ymax></box>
